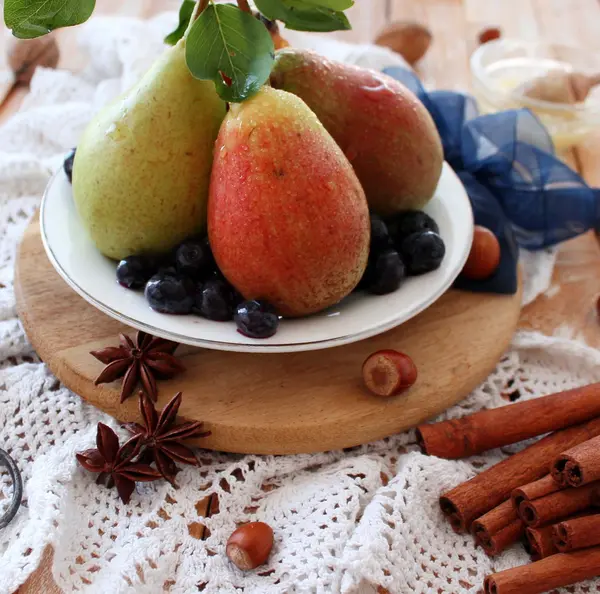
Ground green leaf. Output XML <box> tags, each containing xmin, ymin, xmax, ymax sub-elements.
<box><xmin>254</xmin><ymin>0</ymin><xmax>351</xmax><ymax>32</ymax></box>
<box><xmin>4</xmin><ymin>0</ymin><xmax>95</xmax><ymax>39</ymax></box>
<box><xmin>164</xmin><ymin>0</ymin><xmax>195</xmax><ymax>46</ymax></box>
<box><xmin>300</xmin><ymin>0</ymin><xmax>354</xmax><ymax>10</ymax></box>
<box><xmin>186</xmin><ymin>3</ymin><xmax>274</xmax><ymax>103</ymax></box>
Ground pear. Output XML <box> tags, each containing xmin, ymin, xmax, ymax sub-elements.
<box><xmin>208</xmin><ymin>86</ymin><xmax>370</xmax><ymax>318</ymax></box>
<box><xmin>72</xmin><ymin>40</ymin><xmax>226</xmax><ymax>260</ymax></box>
<box><xmin>270</xmin><ymin>49</ymin><xmax>444</xmax><ymax>215</ymax></box>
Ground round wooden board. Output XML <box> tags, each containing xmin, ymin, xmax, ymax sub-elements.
<box><xmin>15</xmin><ymin>216</ymin><xmax>522</xmax><ymax>454</ymax></box>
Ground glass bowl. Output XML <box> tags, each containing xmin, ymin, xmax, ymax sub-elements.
<box><xmin>470</xmin><ymin>39</ymin><xmax>600</xmax><ymax>149</ymax></box>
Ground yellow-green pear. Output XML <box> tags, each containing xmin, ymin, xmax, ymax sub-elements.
<box><xmin>72</xmin><ymin>39</ymin><xmax>226</xmax><ymax>260</ymax></box>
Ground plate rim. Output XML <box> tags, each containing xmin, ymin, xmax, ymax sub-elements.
<box><xmin>40</xmin><ymin>164</ymin><xmax>474</xmax><ymax>353</ymax></box>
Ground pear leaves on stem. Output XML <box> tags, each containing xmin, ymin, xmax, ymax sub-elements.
<box><xmin>177</xmin><ymin>0</ymin><xmax>354</xmax><ymax>102</ymax></box>
<box><xmin>3</xmin><ymin>0</ymin><xmax>354</xmax><ymax>103</ymax></box>
<box><xmin>254</xmin><ymin>0</ymin><xmax>352</xmax><ymax>32</ymax></box>
<box><xmin>185</xmin><ymin>2</ymin><xmax>275</xmax><ymax>103</ymax></box>
<box><xmin>4</xmin><ymin>0</ymin><xmax>96</xmax><ymax>39</ymax></box>
<box><xmin>165</xmin><ymin>0</ymin><xmax>196</xmax><ymax>46</ymax></box>
<box><xmin>294</xmin><ymin>0</ymin><xmax>353</xmax><ymax>9</ymax></box>
<box><xmin>167</xmin><ymin>0</ymin><xmax>354</xmax><ymax>45</ymax></box>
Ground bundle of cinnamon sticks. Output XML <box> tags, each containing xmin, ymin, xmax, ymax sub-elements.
<box><xmin>417</xmin><ymin>382</ymin><xmax>600</xmax><ymax>594</ymax></box>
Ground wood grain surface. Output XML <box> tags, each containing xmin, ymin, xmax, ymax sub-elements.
<box><xmin>15</xmin><ymin>217</ymin><xmax>522</xmax><ymax>454</ymax></box>
<box><xmin>4</xmin><ymin>0</ymin><xmax>600</xmax><ymax>592</ymax></box>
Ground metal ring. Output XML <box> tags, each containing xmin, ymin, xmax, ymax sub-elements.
<box><xmin>0</xmin><ymin>448</ymin><xmax>23</xmax><ymax>529</ymax></box>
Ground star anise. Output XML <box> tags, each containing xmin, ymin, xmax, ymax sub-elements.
<box><xmin>76</xmin><ymin>423</ymin><xmax>162</xmax><ymax>503</ymax></box>
<box><xmin>124</xmin><ymin>391</ymin><xmax>211</xmax><ymax>485</ymax></box>
<box><xmin>90</xmin><ymin>331</ymin><xmax>184</xmax><ymax>403</ymax></box>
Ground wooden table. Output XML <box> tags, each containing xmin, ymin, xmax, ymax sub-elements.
<box><xmin>2</xmin><ymin>1</ymin><xmax>600</xmax><ymax>592</ymax></box>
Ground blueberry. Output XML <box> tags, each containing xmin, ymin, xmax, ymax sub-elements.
<box><xmin>400</xmin><ymin>231</ymin><xmax>445</xmax><ymax>275</ymax></box>
<box><xmin>356</xmin><ymin>252</ymin><xmax>377</xmax><ymax>291</ymax></box>
<box><xmin>175</xmin><ymin>237</ymin><xmax>214</xmax><ymax>279</ymax></box>
<box><xmin>366</xmin><ymin>249</ymin><xmax>406</xmax><ymax>295</ymax></box>
<box><xmin>194</xmin><ymin>279</ymin><xmax>234</xmax><ymax>321</ymax></box>
<box><xmin>64</xmin><ymin>148</ymin><xmax>76</xmax><ymax>183</ymax></box>
<box><xmin>145</xmin><ymin>270</ymin><xmax>194</xmax><ymax>314</ymax></box>
<box><xmin>387</xmin><ymin>211</ymin><xmax>439</xmax><ymax>246</ymax></box>
<box><xmin>116</xmin><ymin>255</ymin><xmax>156</xmax><ymax>289</ymax></box>
<box><xmin>234</xmin><ymin>300</ymin><xmax>279</xmax><ymax>339</ymax></box>
<box><xmin>370</xmin><ymin>214</ymin><xmax>392</xmax><ymax>253</ymax></box>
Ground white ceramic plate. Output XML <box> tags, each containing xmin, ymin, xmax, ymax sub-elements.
<box><xmin>40</xmin><ymin>163</ymin><xmax>473</xmax><ymax>353</ymax></box>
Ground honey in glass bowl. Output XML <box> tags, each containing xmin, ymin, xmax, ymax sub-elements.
<box><xmin>470</xmin><ymin>39</ymin><xmax>600</xmax><ymax>150</ymax></box>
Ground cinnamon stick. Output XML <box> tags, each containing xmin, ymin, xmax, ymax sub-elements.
<box><xmin>524</xmin><ymin>525</ymin><xmax>557</xmax><ymax>560</ymax></box>
<box><xmin>483</xmin><ymin>547</ymin><xmax>600</xmax><ymax>594</ymax></box>
<box><xmin>472</xmin><ymin>500</ymin><xmax>524</xmax><ymax>556</ymax></box>
<box><xmin>553</xmin><ymin>513</ymin><xmax>600</xmax><ymax>552</ymax></box>
<box><xmin>518</xmin><ymin>481</ymin><xmax>600</xmax><ymax>527</ymax></box>
<box><xmin>418</xmin><ymin>382</ymin><xmax>600</xmax><ymax>459</ymax></box>
<box><xmin>511</xmin><ymin>475</ymin><xmax>562</xmax><ymax>509</ymax></box>
<box><xmin>440</xmin><ymin>417</ymin><xmax>600</xmax><ymax>532</ymax></box>
<box><xmin>551</xmin><ymin>435</ymin><xmax>600</xmax><ymax>487</ymax></box>
<box><xmin>486</xmin><ymin>520</ymin><xmax>525</xmax><ymax>557</ymax></box>
<box><xmin>524</xmin><ymin>511</ymin><xmax>590</xmax><ymax>560</ymax></box>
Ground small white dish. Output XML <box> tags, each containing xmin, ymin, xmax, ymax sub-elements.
<box><xmin>40</xmin><ymin>163</ymin><xmax>473</xmax><ymax>353</ymax></box>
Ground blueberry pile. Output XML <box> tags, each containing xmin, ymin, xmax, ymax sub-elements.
<box><xmin>113</xmin><ymin>212</ymin><xmax>443</xmax><ymax>339</ymax></box>
<box><xmin>358</xmin><ymin>211</ymin><xmax>445</xmax><ymax>295</ymax></box>
<box><xmin>116</xmin><ymin>237</ymin><xmax>279</xmax><ymax>339</ymax></box>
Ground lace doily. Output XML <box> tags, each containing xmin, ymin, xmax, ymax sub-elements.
<box><xmin>0</xmin><ymin>13</ymin><xmax>588</xmax><ymax>594</ymax></box>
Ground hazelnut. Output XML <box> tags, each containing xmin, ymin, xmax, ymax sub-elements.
<box><xmin>461</xmin><ymin>226</ymin><xmax>501</xmax><ymax>280</ymax></box>
<box><xmin>226</xmin><ymin>521</ymin><xmax>274</xmax><ymax>570</ymax></box>
<box><xmin>478</xmin><ymin>27</ymin><xmax>502</xmax><ymax>45</ymax></box>
<box><xmin>375</xmin><ymin>21</ymin><xmax>432</xmax><ymax>66</ymax></box>
<box><xmin>7</xmin><ymin>34</ymin><xmax>60</xmax><ymax>85</ymax></box>
<box><xmin>362</xmin><ymin>350</ymin><xmax>417</xmax><ymax>397</ymax></box>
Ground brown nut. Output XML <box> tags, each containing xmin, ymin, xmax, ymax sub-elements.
<box><xmin>7</xmin><ymin>34</ymin><xmax>60</xmax><ymax>84</ymax></box>
<box><xmin>461</xmin><ymin>225</ymin><xmax>501</xmax><ymax>280</ymax></box>
<box><xmin>375</xmin><ymin>21</ymin><xmax>432</xmax><ymax>66</ymax></box>
<box><xmin>362</xmin><ymin>350</ymin><xmax>417</xmax><ymax>397</ymax></box>
<box><xmin>226</xmin><ymin>522</ymin><xmax>274</xmax><ymax>571</ymax></box>
<box><xmin>478</xmin><ymin>27</ymin><xmax>502</xmax><ymax>45</ymax></box>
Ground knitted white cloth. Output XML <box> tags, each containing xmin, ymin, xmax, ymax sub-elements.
<box><xmin>0</xmin><ymin>13</ymin><xmax>591</xmax><ymax>594</ymax></box>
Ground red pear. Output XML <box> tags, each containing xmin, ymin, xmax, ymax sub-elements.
<box><xmin>271</xmin><ymin>49</ymin><xmax>443</xmax><ymax>215</ymax></box>
<box><xmin>208</xmin><ymin>87</ymin><xmax>370</xmax><ymax>318</ymax></box>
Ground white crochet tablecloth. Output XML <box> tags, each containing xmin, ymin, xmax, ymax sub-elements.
<box><xmin>0</xmin><ymin>13</ymin><xmax>596</xmax><ymax>594</ymax></box>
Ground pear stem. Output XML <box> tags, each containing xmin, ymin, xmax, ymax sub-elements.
<box><xmin>236</xmin><ymin>0</ymin><xmax>252</xmax><ymax>12</ymax></box>
<box><xmin>185</xmin><ymin>0</ymin><xmax>210</xmax><ymax>37</ymax></box>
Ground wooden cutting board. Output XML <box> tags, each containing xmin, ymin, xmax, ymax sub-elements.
<box><xmin>14</xmin><ymin>216</ymin><xmax>522</xmax><ymax>454</ymax></box>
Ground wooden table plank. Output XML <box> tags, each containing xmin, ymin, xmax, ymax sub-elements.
<box><xmin>392</xmin><ymin>0</ymin><xmax>470</xmax><ymax>89</ymax></box>
<box><xmin>336</xmin><ymin>0</ymin><xmax>389</xmax><ymax>44</ymax></box>
<box><xmin>0</xmin><ymin>84</ymin><xmax>25</xmax><ymax>125</ymax></box>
